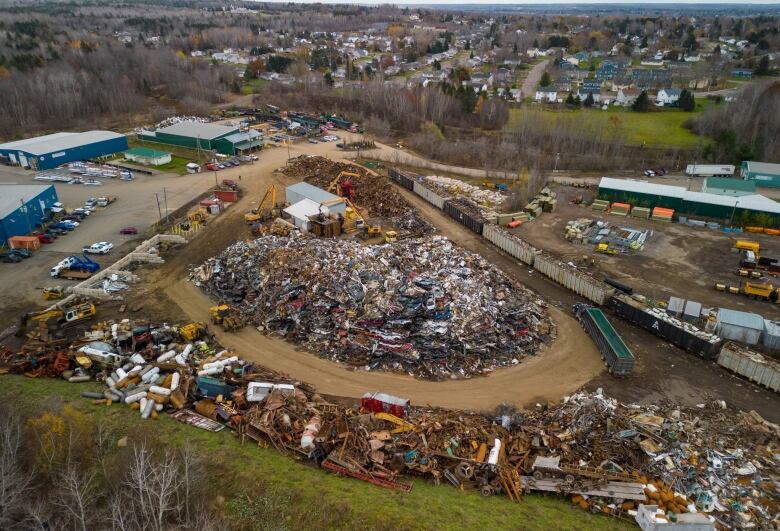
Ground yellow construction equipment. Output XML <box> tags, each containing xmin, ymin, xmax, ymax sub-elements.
<box><xmin>373</xmin><ymin>412</ymin><xmax>417</xmax><ymax>433</ymax></box>
<box><xmin>245</xmin><ymin>184</ymin><xmax>277</xmax><ymax>223</ymax></box>
<box><xmin>743</xmin><ymin>282</ymin><xmax>779</xmax><ymax>301</ymax></box>
<box><xmin>327</xmin><ymin>171</ymin><xmax>359</xmax><ymax>199</ymax></box>
<box><xmin>343</xmin><ymin>197</ymin><xmax>381</xmax><ymax>238</ymax></box>
<box><xmin>735</xmin><ymin>240</ymin><xmax>760</xmax><ymax>254</ymax></box>
<box><xmin>384</xmin><ymin>230</ymin><xmax>398</xmax><ymax>243</ymax></box>
<box><xmin>19</xmin><ymin>302</ymin><xmax>96</xmax><ymax>333</ymax></box>
<box><xmin>179</xmin><ymin>322</ymin><xmax>208</xmax><ymax>341</ymax></box>
<box><xmin>42</xmin><ymin>286</ymin><xmax>65</xmax><ymax>300</ymax></box>
<box><xmin>209</xmin><ymin>304</ymin><xmax>244</xmax><ymax>332</ymax></box>
<box><xmin>595</xmin><ymin>243</ymin><xmax>617</xmax><ymax>255</ymax></box>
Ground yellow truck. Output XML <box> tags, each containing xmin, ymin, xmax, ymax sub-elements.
<box><xmin>743</xmin><ymin>282</ymin><xmax>779</xmax><ymax>301</ymax></box>
<box><xmin>735</xmin><ymin>240</ymin><xmax>760</xmax><ymax>254</ymax></box>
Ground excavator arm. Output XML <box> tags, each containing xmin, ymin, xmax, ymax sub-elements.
<box><xmin>374</xmin><ymin>412</ymin><xmax>417</xmax><ymax>433</ymax></box>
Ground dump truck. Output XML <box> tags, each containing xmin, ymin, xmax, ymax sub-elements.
<box><xmin>573</xmin><ymin>303</ymin><xmax>635</xmax><ymax>376</ymax></box>
<box><xmin>742</xmin><ymin>282</ymin><xmax>780</xmax><ymax>301</ymax></box>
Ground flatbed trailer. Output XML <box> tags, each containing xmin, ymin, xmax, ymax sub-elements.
<box><xmin>58</xmin><ymin>269</ymin><xmax>92</xmax><ymax>280</ymax></box>
<box><xmin>574</xmin><ymin>303</ymin><xmax>635</xmax><ymax>376</ymax></box>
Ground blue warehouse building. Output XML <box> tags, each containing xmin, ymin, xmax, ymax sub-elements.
<box><xmin>0</xmin><ymin>184</ymin><xmax>60</xmax><ymax>246</ymax></box>
<box><xmin>0</xmin><ymin>131</ymin><xmax>128</xmax><ymax>170</ymax></box>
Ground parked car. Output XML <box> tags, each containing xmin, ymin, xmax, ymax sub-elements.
<box><xmin>119</xmin><ymin>226</ymin><xmax>138</xmax><ymax>235</ymax></box>
<box><xmin>37</xmin><ymin>233</ymin><xmax>55</xmax><ymax>243</ymax></box>
<box><xmin>217</xmin><ymin>163</ymin><xmax>225</xmax><ymax>169</ymax></box>
<box><xmin>249</xmin><ymin>154</ymin><xmax>258</xmax><ymax>161</ymax></box>
<box><xmin>47</xmin><ymin>227</ymin><xmax>67</xmax><ymax>235</ymax></box>
<box><xmin>53</xmin><ymin>222</ymin><xmax>76</xmax><ymax>231</ymax></box>
<box><xmin>0</xmin><ymin>252</ymin><xmax>22</xmax><ymax>263</ymax></box>
<box><xmin>644</xmin><ymin>170</ymin><xmax>656</xmax><ymax>177</ymax></box>
<box><xmin>308</xmin><ymin>139</ymin><xmax>318</xmax><ymax>144</ymax></box>
<box><xmin>61</xmin><ymin>215</ymin><xmax>82</xmax><ymax>223</ymax></box>
<box><xmin>83</xmin><ymin>242</ymin><xmax>113</xmax><ymax>255</ymax></box>
<box><xmin>60</xmin><ymin>220</ymin><xmax>79</xmax><ymax>228</ymax></box>
<box><xmin>9</xmin><ymin>248</ymin><xmax>32</xmax><ymax>259</ymax></box>
<box><xmin>222</xmin><ymin>179</ymin><xmax>237</xmax><ymax>189</ymax></box>
<box><xmin>85</xmin><ymin>197</ymin><xmax>97</xmax><ymax>207</ymax></box>
<box><xmin>206</xmin><ymin>162</ymin><xmax>219</xmax><ymax>171</ymax></box>
<box><xmin>73</xmin><ymin>207</ymin><xmax>90</xmax><ymax>216</ymax></box>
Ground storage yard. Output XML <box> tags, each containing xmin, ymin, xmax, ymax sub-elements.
<box><xmin>1</xmin><ymin>150</ymin><xmax>780</xmax><ymax>530</ymax></box>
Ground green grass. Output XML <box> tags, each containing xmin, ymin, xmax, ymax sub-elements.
<box><xmin>0</xmin><ymin>375</ymin><xmax>631</xmax><ymax>531</ymax></box>
<box><xmin>153</xmin><ymin>155</ymin><xmax>192</xmax><ymax>175</ymax></box>
<box><xmin>506</xmin><ymin>105</ymin><xmax>704</xmax><ymax>149</ymax></box>
<box><xmin>241</xmin><ymin>78</ymin><xmax>269</xmax><ymax>95</ymax></box>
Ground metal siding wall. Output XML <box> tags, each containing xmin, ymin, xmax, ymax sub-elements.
<box><xmin>35</xmin><ymin>136</ymin><xmax>129</xmax><ymax>170</ymax></box>
<box><xmin>412</xmin><ymin>181</ymin><xmax>446</xmax><ymax>209</ymax></box>
<box><xmin>0</xmin><ymin>186</ymin><xmax>56</xmax><ymax>244</ymax></box>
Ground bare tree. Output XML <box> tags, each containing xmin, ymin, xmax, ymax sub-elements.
<box><xmin>0</xmin><ymin>411</ymin><xmax>32</xmax><ymax>529</ymax></box>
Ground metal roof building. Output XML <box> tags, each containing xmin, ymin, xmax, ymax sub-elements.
<box><xmin>0</xmin><ymin>131</ymin><xmax>128</xmax><ymax>170</ymax></box>
<box><xmin>137</xmin><ymin>120</ymin><xmax>263</xmax><ymax>155</ymax></box>
<box><xmin>598</xmin><ymin>177</ymin><xmax>780</xmax><ymax>226</ymax></box>
<box><xmin>702</xmin><ymin>177</ymin><xmax>756</xmax><ymax>197</ymax></box>
<box><xmin>741</xmin><ymin>161</ymin><xmax>780</xmax><ymax>188</ymax></box>
<box><xmin>0</xmin><ymin>184</ymin><xmax>59</xmax><ymax>245</ymax></box>
<box><xmin>716</xmin><ymin>308</ymin><xmax>764</xmax><ymax>346</ymax></box>
<box><xmin>285</xmin><ymin>182</ymin><xmax>347</xmax><ymax>215</ymax></box>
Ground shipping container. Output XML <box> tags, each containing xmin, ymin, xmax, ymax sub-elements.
<box><xmin>388</xmin><ymin>168</ymin><xmax>415</xmax><ymax>191</ymax></box>
<box><xmin>482</xmin><ymin>224</ymin><xmax>536</xmax><ymax>265</ymax></box>
<box><xmin>413</xmin><ymin>181</ymin><xmax>448</xmax><ymax>209</ymax></box>
<box><xmin>7</xmin><ymin>236</ymin><xmax>41</xmax><ymax>251</ymax></box>
<box><xmin>685</xmin><ymin>164</ymin><xmax>736</xmax><ymax>177</ymax></box>
<box><xmin>573</xmin><ymin>304</ymin><xmax>635</xmax><ymax>376</ymax></box>
<box><xmin>532</xmin><ymin>253</ymin><xmax>615</xmax><ymax>305</ymax></box>
<box><xmin>717</xmin><ymin>342</ymin><xmax>780</xmax><ymax>392</ymax></box>
<box><xmin>762</xmin><ymin>319</ymin><xmax>780</xmax><ymax>351</ymax></box>
<box><xmin>608</xmin><ymin>294</ymin><xmax>722</xmax><ymax>359</ymax></box>
<box><xmin>443</xmin><ymin>200</ymin><xmax>484</xmax><ymax>235</ymax></box>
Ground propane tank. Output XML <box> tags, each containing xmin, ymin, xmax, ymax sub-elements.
<box><xmin>487</xmin><ymin>438</ymin><xmax>501</xmax><ymax>466</ymax></box>
<box><xmin>300</xmin><ymin>415</ymin><xmax>321</xmax><ymax>449</ymax></box>
<box><xmin>157</xmin><ymin>350</ymin><xmax>176</xmax><ymax>363</ymax></box>
<box><xmin>170</xmin><ymin>372</ymin><xmax>180</xmax><ymax>391</ymax></box>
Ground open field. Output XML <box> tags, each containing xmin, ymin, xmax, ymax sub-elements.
<box><xmin>506</xmin><ymin>106</ymin><xmax>704</xmax><ymax>149</ymax></box>
<box><xmin>0</xmin><ymin>376</ymin><xmax>631</xmax><ymax>531</ymax></box>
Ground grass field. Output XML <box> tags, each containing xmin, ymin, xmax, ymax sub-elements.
<box><xmin>241</xmin><ymin>78</ymin><xmax>269</xmax><ymax>94</ymax></box>
<box><xmin>0</xmin><ymin>374</ymin><xmax>631</xmax><ymax>531</ymax></box>
<box><xmin>506</xmin><ymin>104</ymin><xmax>705</xmax><ymax>149</ymax></box>
<box><xmin>127</xmin><ymin>138</ymin><xmax>210</xmax><ymax>174</ymax></box>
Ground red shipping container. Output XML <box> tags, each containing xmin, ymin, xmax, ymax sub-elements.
<box><xmin>214</xmin><ymin>190</ymin><xmax>239</xmax><ymax>203</ymax></box>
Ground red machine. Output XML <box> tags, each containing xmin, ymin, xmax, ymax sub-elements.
<box><xmin>339</xmin><ymin>180</ymin><xmax>354</xmax><ymax>201</ymax></box>
<box><xmin>360</xmin><ymin>392</ymin><xmax>410</xmax><ymax>418</ymax></box>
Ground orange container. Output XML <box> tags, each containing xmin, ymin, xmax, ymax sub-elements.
<box><xmin>763</xmin><ymin>228</ymin><xmax>779</xmax><ymax>236</ymax></box>
<box><xmin>507</xmin><ymin>220</ymin><xmax>522</xmax><ymax>228</ymax></box>
<box><xmin>745</xmin><ymin>226</ymin><xmax>764</xmax><ymax>233</ymax></box>
<box><xmin>7</xmin><ymin>236</ymin><xmax>41</xmax><ymax>251</ymax></box>
<box><xmin>611</xmin><ymin>202</ymin><xmax>631</xmax><ymax>210</ymax></box>
<box><xmin>652</xmin><ymin>207</ymin><xmax>674</xmax><ymax>217</ymax></box>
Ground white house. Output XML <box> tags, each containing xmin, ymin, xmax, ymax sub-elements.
<box><xmin>656</xmin><ymin>88</ymin><xmax>682</xmax><ymax>106</ymax></box>
<box><xmin>534</xmin><ymin>90</ymin><xmax>558</xmax><ymax>103</ymax></box>
<box><xmin>616</xmin><ymin>88</ymin><xmax>641</xmax><ymax>107</ymax></box>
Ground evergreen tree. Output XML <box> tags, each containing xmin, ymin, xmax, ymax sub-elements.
<box><xmin>540</xmin><ymin>70</ymin><xmax>551</xmax><ymax>87</ymax></box>
<box><xmin>584</xmin><ymin>92</ymin><xmax>594</xmax><ymax>108</ymax></box>
<box><xmin>632</xmin><ymin>90</ymin><xmax>651</xmax><ymax>112</ymax></box>
<box><xmin>755</xmin><ymin>55</ymin><xmax>770</xmax><ymax>76</ymax></box>
<box><xmin>679</xmin><ymin>89</ymin><xmax>695</xmax><ymax>111</ymax></box>
<box><xmin>565</xmin><ymin>92</ymin><xmax>575</xmax><ymax>105</ymax></box>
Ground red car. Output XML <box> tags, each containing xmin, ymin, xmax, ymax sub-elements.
<box><xmin>119</xmin><ymin>226</ymin><xmax>138</xmax><ymax>235</ymax></box>
<box><xmin>37</xmin><ymin>233</ymin><xmax>55</xmax><ymax>244</ymax></box>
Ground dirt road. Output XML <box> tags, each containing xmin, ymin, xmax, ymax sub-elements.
<box><xmin>521</xmin><ymin>59</ymin><xmax>550</xmax><ymax>100</ymax></box>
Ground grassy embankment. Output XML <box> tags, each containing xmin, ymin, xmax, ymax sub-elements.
<box><xmin>0</xmin><ymin>374</ymin><xmax>631</xmax><ymax>531</ymax></box>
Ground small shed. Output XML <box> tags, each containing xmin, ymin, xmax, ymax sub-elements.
<box><xmin>284</xmin><ymin>198</ymin><xmax>330</xmax><ymax>231</ymax></box>
<box><xmin>124</xmin><ymin>147</ymin><xmax>171</xmax><ymax>166</ymax></box>
<box><xmin>716</xmin><ymin>308</ymin><xmax>764</xmax><ymax>345</ymax></box>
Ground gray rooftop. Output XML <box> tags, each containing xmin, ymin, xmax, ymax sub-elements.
<box><xmin>0</xmin><ymin>184</ymin><xmax>55</xmax><ymax>219</ymax></box>
<box><xmin>157</xmin><ymin>121</ymin><xmax>238</xmax><ymax>140</ymax></box>
<box><xmin>0</xmin><ymin>131</ymin><xmax>125</xmax><ymax>156</ymax></box>
<box><xmin>717</xmin><ymin>308</ymin><xmax>764</xmax><ymax>331</ymax></box>
<box><xmin>286</xmin><ymin>181</ymin><xmax>343</xmax><ymax>205</ymax></box>
<box><xmin>744</xmin><ymin>161</ymin><xmax>780</xmax><ymax>176</ymax></box>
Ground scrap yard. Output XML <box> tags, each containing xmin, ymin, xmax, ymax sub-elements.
<box><xmin>1</xmin><ymin>153</ymin><xmax>779</xmax><ymax>530</ymax></box>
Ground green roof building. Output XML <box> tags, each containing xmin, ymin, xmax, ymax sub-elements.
<box><xmin>124</xmin><ymin>146</ymin><xmax>171</xmax><ymax>166</ymax></box>
<box><xmin>741</xmin><ymin>161</ymin><xmax>780</xmax><ymax>188</ymax></box>
<box><xmin>702</xmin><ymin>176</ymin><xmax>756</xmax><ymax>197</ymax></box>
<box><xmin>137</xmin><ymin>121</ymin><xmax>263</xmax><ymax>156</ymax></box>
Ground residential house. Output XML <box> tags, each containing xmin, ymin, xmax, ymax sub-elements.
<box><xmin>509</xmin><ymin>88</ymin><xmax>522</xmax><ymax>101</ymax></box>
<box><xmin>554</xmin><ymin>76</ymin><xmax>572</xmax><ymax>92</ymax></box>
<box><xmin>656</xmin><ymin>88</ymin><xmax>682</xmax><ymax>106</ymax></box>
<box><xmin>470</xmin><ymin>72</ymin><xmax>494</xmax><ymax>88</ymax></box>
<box><xmin>534</xmin><ymin>89</ymin><xmax>558</xmax><ymax>103</ymax></box>
<box><xmin>577</xmin><ymin>81</ymin><xmax>601</xmax><ymax>102</ymax></box>
<box><xmin>632</xmin><ymin>68</ymin><xmax>672</xmax><ymax>90</ymax></box>
<box><xmin>731</xmin><ymin>69</ymin><xmax>753</xmax><ymax>78</ymax></box>
<box><xmin>495</xmin><ymin>68</ymin><xmax>511</xmax><ymax>84</ymax></box>
<box><xmin>616</xmin><ymin>88</ymin><xmax>641</xmax><ymax>107</ymax></box>
<box><xmin>574</xmin><ymin>51</ymin><xmax>590</xmax><ymax>62</ymax></box>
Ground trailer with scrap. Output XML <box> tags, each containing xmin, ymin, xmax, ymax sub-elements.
<box><xmin>573</xmin><ymin>303</ymin><xmax>635</xmax><ymax>376</ymax></box>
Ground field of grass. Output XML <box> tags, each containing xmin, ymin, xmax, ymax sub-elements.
<box><xmin>0</xmin><ymin>374</ymin><xmax>631</xmax><ymax>531</ymax></box>
<box><xmin>506</xmin><ymin>104</ymin><xmax>705</xmax><ymax>149</ymax></box>
<box><xmin>241</xmin><ymin>77</ymin><xmax>269</xmax><ymax>95</ymax></box>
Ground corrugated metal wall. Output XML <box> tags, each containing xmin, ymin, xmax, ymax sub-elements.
<box><xmin>0</xmin><ymin>185</ymin><xmax>59</xmax><ymax>245</ymax></box>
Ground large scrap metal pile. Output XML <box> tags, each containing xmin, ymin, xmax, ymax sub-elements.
<box><xmin>423</xmin><ymin>175</ymin><xmax>506</xmax><ymax>219</ymax></box>
<box><xmin>282</xmin><ymin>156</ymin><xmax>433</xmax><ymax>234</ymax></box>
<box><xmin>191</xmin><ymin>234</ymin><xmax>552</xmax><ymax>380</ymax></box>
<box><xmin>2</xmin><ymin>324</ymin><xmax>777</xmax><ymax>528</ymax></box>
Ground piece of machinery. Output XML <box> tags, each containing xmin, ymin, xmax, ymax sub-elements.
<box><xmin>19</xmin><ymin>302</ymin><xmax>96</xmax><ymax>334</ymax></box>
<box><xmin>179</xmin><ymin>322</ymin><xmax>208</xmax><ymax>342</ymax></box>
<box><xmin>327</xmin><ymin>171</ymin><xmax>359</xmax><ymax>201</ymax></box>
<box><xmin>384</xmin><ymin>230</ymin><xmax>398</xmax><ymax>243</ymax></box>
<box><xmin>245</xmin><ymin>184</ymin><xmax>277</xmax><ymax>223</ymax></box>
<box><xmin>209</xmin><ymin>305</ymin><xmax>244</xmax><ymax>332</ymax></box>
<box><xmin>42</xmin><ymin>286</ymin><xmax>65</xmax><ymax>300</ymax></box>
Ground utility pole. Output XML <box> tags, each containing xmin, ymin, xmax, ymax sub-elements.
<box><xmin>554</xmin><ymin>152</ymin><xmax>560</xmax><ymax>173</ymax></box>
<box><xmin>154</xmin><ymin>193</ymin><xmax>162</xmax><ymax>221</ymax></box>
<box><xmin>730</xmin><ymin>199</ymin><xmax>740</xmax><ymax>226</ymax></box>
<box><xmin>163</xmin><ymin>187</ymin><xmax>169</xmax><ymax>222</ymax></box>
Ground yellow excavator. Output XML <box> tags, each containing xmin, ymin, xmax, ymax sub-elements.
<box><xmin>343</xmin><ymin>197</ymin><xmax>382</xmax><ymax>239</ymax></box>
<box><xmin>373</xmin><ymin>412</ymin><xmax>417</xmax><ymax>433</ymax></box>
<box><xmin>245</xmin><ymin>184</ymin><xmax>277</xmax><ymax>224</ymax></box>
<box><xmin>19</xmin><ymin>302</ymin><xmax>96</xmax><ymax>333</ymax></box>
<box><xmin>327</xmin><ymin>171</ymin><xmax>359</xmax><ymax>200</ymax></box>
<box><xmin>209</xmin><ymin>304</ymin><xmax>244</xmax><ymax>332</ymax></box>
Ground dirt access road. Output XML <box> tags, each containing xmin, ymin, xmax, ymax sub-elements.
<box><xmin>137</xmin><ymin>153</ymin><xmax>605</xmax><ymax>412</ymax></box>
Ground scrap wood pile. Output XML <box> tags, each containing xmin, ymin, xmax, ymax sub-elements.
<box><xmin>282</xmin><ymin>156</ymin><xmax>433</xmax><ymax>234</ymax></box>
<box><xmin>190</xmin><ymin>234</ymin><xmax>552</xmax><ymax>380</ymax></box>
<box><xmin>1</xmin><ymin>317</ymin><xmax>778</xmax><ymax>528</ymax></box>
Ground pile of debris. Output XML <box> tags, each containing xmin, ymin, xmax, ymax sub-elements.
<box><xmin>190</xmin><ymin>234</ymin><xmax>552</xmax><ymax>380</ymax></box>
<box><xmin>3</xmin><ymin>321</ymin><xmax>777</xmax><ymax>529</ymax></box>
<box><xmin>423</xmin><ymin>175</ymin><xmax>506</xmax><ymax>217</ymax></box>
<box><xmin>283</xmin><ymin>156</ymin><xmax>422</xmax><ymax>220</ymax></box>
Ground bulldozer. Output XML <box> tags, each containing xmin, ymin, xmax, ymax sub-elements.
<box><xmin>245</xmin><ymin>184</ymin><xmax>278</xmax><ymax>224</ymax></box>
<box><xmin>179</xmin><ymin>322</ymin><xmax>208</xmax><ymax>342</ymax></box>
<box><xmin>209</xmin><ymin>305</ymin><xmax>244</xmax><ymax>332</ymax></box>
<box><xmin>19</xmin><ymin>302</ymin><xmax>96</xmax><ymax>334</ymax></box>
<box><xmin>384</xmin><ymin>230</ymin><xmax>398</xmax><ymax>243</ymax></box>
<box><xmin>42</xmin><ymin>286</ymin><xmax>65</xmax><ymax>300</ymax></box>
<box><xmin>595</xmin><ymin>243</ymin><xmax>617</xmax><ymax>255</ymax></box>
